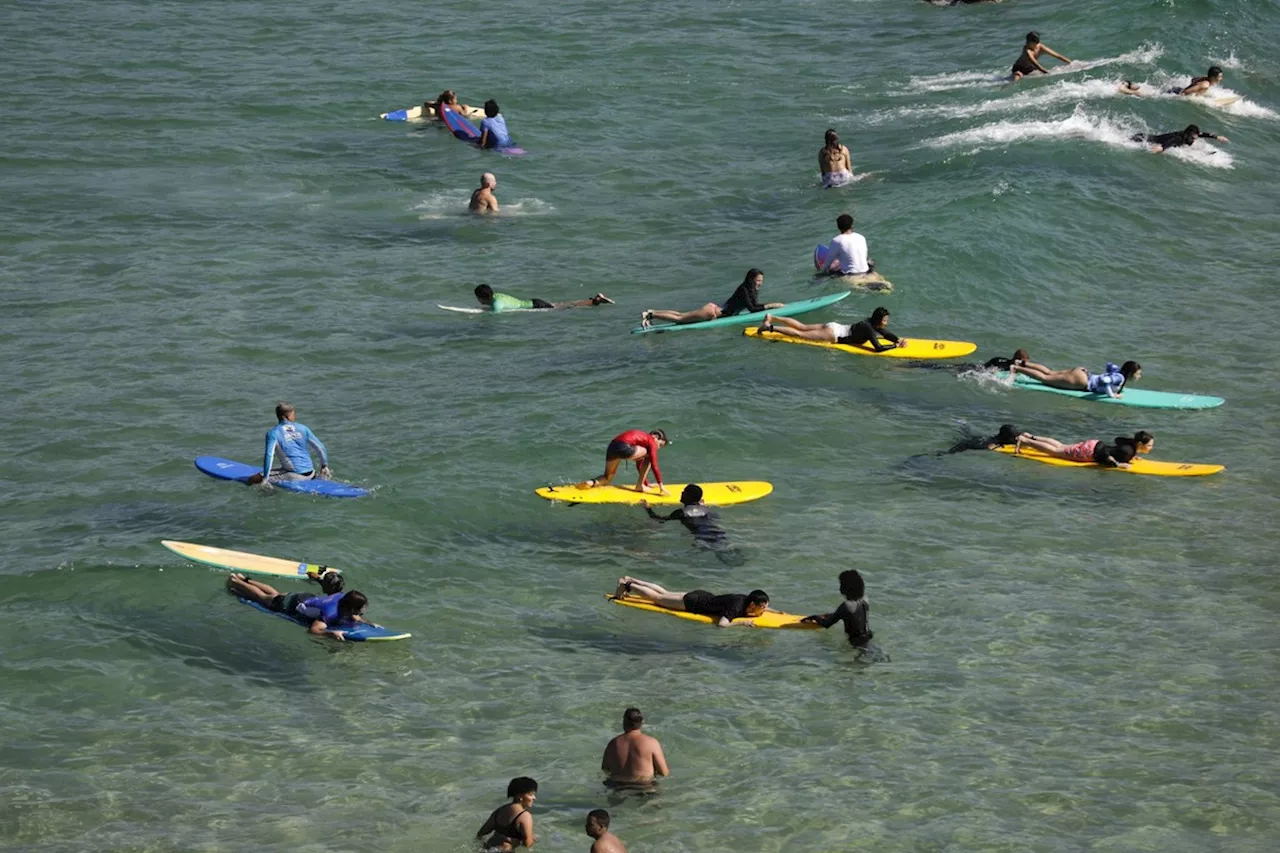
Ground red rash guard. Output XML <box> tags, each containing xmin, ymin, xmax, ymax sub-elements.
<box><xmin>614</xmin><ymin>429</ymin><xmax>663</xmax><ymax>485</ymax></box>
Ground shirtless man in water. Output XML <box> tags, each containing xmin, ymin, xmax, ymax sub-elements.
<box><xmin>469</xmin><ymin>172</ymin><xmax>499</xmax><ymax>215</ymax></box>
<box><xmin>602</xmin><ymin>708</ymin><xmax>669</xmax><ymax>786</ymax></box>
<box><xmin>818</xmin><ymin>129</ymin><xmax>854</xmax><ymax>188</ymax></box>
<box><xmin>1010</xmin><ymin>32</ymin><xmax>1071</xmax><ymax>81</ymax></box>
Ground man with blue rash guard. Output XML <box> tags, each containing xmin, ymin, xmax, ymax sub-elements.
<box><xmin>246</xmin><ymin>402</ymin><xmax>332</xmax><ymax>485</ymax></box>
<box><xmin>477</xmin><ymin>100</ymin><xmax>512</xmax><ymax>150</ymax></box>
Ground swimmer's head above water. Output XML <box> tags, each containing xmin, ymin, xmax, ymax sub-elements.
<box><xmin>837</xmin><ymin>213</ymin><xmax>854</xmax><ymax>232</ymax></box>
<box><xmin>680</xmin><ymin>484</ymin><xmax>704</xmax><ymax>505</ymax></box>
<box><xmin>824</xmin><ymin>128</ymin><xmax>840</xmax><ymax>148</ymax></box>
<box><xmin>484</xmin><ymin>99</ymin><xmax>500</xmax><ymax>117</ymax></box>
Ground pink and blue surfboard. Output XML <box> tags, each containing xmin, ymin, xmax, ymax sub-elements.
<box><xmin>439</xmin><ymin>105</ymin><xmax>525</xmax><ymax>156</ymax></box>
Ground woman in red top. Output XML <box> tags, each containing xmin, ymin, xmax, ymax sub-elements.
<box><xmin>577</xmin><ymin>429</ymin><xmax>669</xmax><ymax>494</ymax></box>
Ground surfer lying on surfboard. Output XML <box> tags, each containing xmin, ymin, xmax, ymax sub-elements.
<box><xmin>1131</xmin><ymin>125</ymin><xmax>1230</xmax><ymax>153</ymax></box>
<box><xmin>640</xmin><ymin>268</ymin><xmax>783</xmax><ymax>328</ymax></box>
<box><xmin>1011</xmin><ymin>360</ymin><xmax>1140</xmax><ymax>398</ymax></box>
<box><xmin>1014</xmin><ymin>431</ymin><xmax>1154</xmax><ymax>469</ymax></box>
<box><xmin>759</xmin><ymin>306</ymin><xmax>907</xmax><ymax>351</ymax></box>
<box><xmin>226</xmin><ymin>572</ymin><xmax>372</xmax><ymax>640</ymax></box>
<box><xmin>474</xmin><ymin>284</ymin><xmax>613</xmax><ymax>312</ymax></box>
<box><xmin>613</xmin><ymin>577</ymin><xmax>770</xmax><ymax>627</ymax></box>
<box><xmin>577</xmin><ymin>428</ymin><xmax>669</xmax><ymax>494</ymax></box>
<box><xmin>1175</xmin><ymin>66</ymin><xmax>1225</xmax><ymax>97</ymax></box>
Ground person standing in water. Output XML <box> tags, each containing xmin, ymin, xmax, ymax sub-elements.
<box><xmin>801</xmin><ymin>569</ymin><xmax>874</xmax><ymax>647</ymax></box>
<box><xmin>469</xmin><ymin>172</ymin><xmax>500</xmax><ymax>214</ymax></box>
<box><xmin>818</xmin><ymin>129</ymin><xmax>854</xmax><ymax>188</ymax></box>
<box><xmin>601</xmin><ymin>708</ymin><xmax>669</xmax><ymax>787</ymax></box>
<box><xmin>585</xmin><ymin>810</ymin><xmax>627</xmax><ymax>853</ymax></box>
<box><xmin>1010</xmin><ymin>32</ymin><xmax>1071</xmax><ymax>81</ymax></box>
<box><xmin>478</xmin><ymin>99</ymin><xmax>513</xmax><ymax>149</ymax></box>
<box><xmin>247</xmin><ymin>402</ymin><xmax>331</xmax><ymax>486</ymax></box>
<box><xmin>640</xmin><ymin>268</ymin><xmax>783</xmax><ymax>328</ymax></box>
<box><xmin>577</xmin><ymin>428</ymin><xmax>669</xmax><ymax>494</ymax></box>
<box><xmin>477</xmin><ymin>777</ymin><xmax>537</xmax><ymax>851</ymax></box>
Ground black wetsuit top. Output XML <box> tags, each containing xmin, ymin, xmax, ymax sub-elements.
<box><xmin>838</xmin><ymin>319</ymin><xmax>900</xmax><ymax>352</ymax></box>
<box><xmin>1136</xmin><ymin>129</ymin><xmax>1220</xmax><ymax>149</ymax></box>
<box><xmin>983</xmin><ymin>355</ymin><xmax>1019</xmax><ymax>370</ymax></box>
<box><xmin>946</xmin><ymin>435</ymin><xmax>996</xmax><ymax>454</ymax></box>
<box><xmin>808</xmin><ymin>598</ymin><xmax>873</xmax><ymax>646</ymax></box>
<box><xmin>720</xmin><ymin>282</ymin><xmax>766</xmax><ymax>317</ymax></box>
<box><xmin>682</xmin><ymin>591</ymin><xmax>751</xmax><ymax>621</ymax></box>
<box><xmin>646</xmin><ymin>505</ymin><xmax>728</xmax><ymax>545</ymax></box>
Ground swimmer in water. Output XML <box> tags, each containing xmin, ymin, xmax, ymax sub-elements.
<box><xmin>1132</xmin><ymin>125</ymin><xmax>1230</xmax><ymax>153</ymax></box>
<box><xmin>473</xmin><ymin>284</ymin><xmax>614</xmax><ymax>312</ymax></box>
<box><xmin>427</xmin><ymin>88</ymin><xmax>471</xmax><ymax>118</ymax></box>
<box><xmin>577</xmin><ymin>429</ymin><xmax>669</xmax><ymax>494</ymax></box>
<box><xmin>640</xmin><ymin>268</ymin><xmax>783</xmax><ymax>328</ymax></box>
<box><xmin>586</xmin><ymin>810</ymin><xmax>627</xmax><ymax>853</ymax></box>
<box><xmin>469</xmin><ymin>172</ymin><xmax>500</xmax><ymax>214</ymax></box>
<box><xmin>801</xmin><ymin>569</ymin><xmax>874</xmax><ymax>647</ymax></box>
<box><xmin>225</xmin><ymin>572</ymin><xmax>371</xmax><ymax>640</ymax></box>
<box><xmin>943</xmin><ymin>423</ymin><xmax>1025</xmax><ymax>454</ymax></box>
<box><xmin>818</xmin><ymin>129</ymin><xmax>854</xmax><ymax>188</ymax></box>
<box><xmin>640</xmin><ymin>484</ymin><xmax>728</xmax><ymax>548</ymax></box>
<box><xmin>613</xmin><ymin>577</ymin><xmax>770</xmax><ymax>627</ymax></box>
<box><xmin>759</xmin><ymin>306</ymin><xmax>907</xmax><ymax>352</ymax></box>
<box><xmin>477</xmin><ymin>777</ymin><xmax>537</xmax><ymax>851</ymax></box>
<box><xmin>601</xmin><ymin>707</ymin><xmax>669</xmax><ymax>787</ymax></box>
<box><xmin>1175</xmin><ymin>66</ymin><xmax>1224</xmax><ymax>97</ymax></box>
<box><xmin>1011</xmin><ymin>359</ymin><xmax>1141</xmax><ymax>398</ymax></box>
<box><xmin>907</xmin><ymin>348</ymin><xmax>1031</xmax><ymax>372</ymax></box>
<box><xmin>477</xmin><ymin>100</ymin><xmax>513</xmax><ymax>149</ymax></box>
<box><xmin>1010</xmin><ymin>32</ymin><xmax>1072</xmax><ymax>81</ymax></box>
<box><xmin>1014</xmin><ymin>431</ymin><xmax>1152</xmax><ymax>469</ymax></box>
<box><xmin>817</xmin><ymin>213</ymin><xmax>875</xmax><ymax>276</ymax></box>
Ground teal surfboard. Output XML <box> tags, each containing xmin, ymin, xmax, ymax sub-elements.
<box><xmin>631</xmin><ymin>291</ymin><xmax>850</xmax><ymax>334</ymax></box>
<box><xmin>1012</xmin><ymin>374</ymin><xmax>1224</xmax><ymax>410</ymax></box>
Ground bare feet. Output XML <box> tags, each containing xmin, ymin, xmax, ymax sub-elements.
<box><xmin>575</xmin><ymin>478</ymin><xmax>598</xmax><ymax>490</ymax></box>
<box><xmin>613</xmin><ymin>578</ymin><xmax>634</xmax><ymax>598</ymax></box>
<box><xmin>640</xmin><ymin>310</ymin><xmax>653</xmax><ymax>329</ymax></box>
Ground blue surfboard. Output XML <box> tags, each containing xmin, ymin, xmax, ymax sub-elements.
<box><xmin>631</xmin><ymin>291</ymin><xmax>850</xmax><ymax>334</ymax></box>
<box><xmin>439</xmin><ymin>105</ymin><xmax>525</xmax><ymax>155</ymax></box>
<box><xmin>237</xmin><ymin>598</ymin><xmax>410</xmax><ymax>642</ymax></box>
<box><xmin>815</xmin><ymin>244</ymin><xmax>834</xmax><ymax>273</ymax></box>
<box><xmin>382</xmin><ymin>107</ymin><xmax>412</xmax><ymax>121</ymax></box>
<box><xmin>194</xmin><ymin>456</ymin><xmax>370</xmax><ymax>498</ymax></box>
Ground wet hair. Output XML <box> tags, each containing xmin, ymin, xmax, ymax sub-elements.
<box><xmin>623</xmin><ymin>707</ymin><xmax>643</xmax><ymax>730</ymax></box>
<box><xmin>993</xmin><ymin>424</ymin><xmax>1022</xmax><ymax>446</ymax></box>
<box><xmin>838</xmin><ymin>569</ymin><xmax>865</xmax><ymax>600</ymax></box>
<box><xmin>475</xmin><ymin>284</ymin><xmax>494</xmax><ymax>301</ymax></box>
<box><xmin>436</xmin><ymin>89</ymin><xmax>457</xmax><ymax>106</ymax></box>
<box><xmin>1012</xmin><ymin>348</ymin><xmax>1030</xmax><ymax>364</ymax></box>
<box><xmin>650</xmin><ymin>428</ymin><xmax>668</xmax><ymax>444</ymax></box>
<box><xmin>274</xmin><ymin>401</ymin><xmax>294</xmax><ymax>420</ymax></box>
<box><xmin>1208</xmin><ymin>66</ymin><xmax>1223</xmax><ymax>78</ymax></box>
<box><xmin>1120</xmin><ymin>360</ymin><xmax>1141</xmax><ymax>381</ymax></box>
<box><xmin>746</xmin><ymin>590</ymin><xmax>770</xmax><ymax>608</ymax></box>
<box><xmin>587</xmin><ymin>809</ymin><xmax>611</xmax><ymax>829</ymax></box>
<box><xmin>1132</xmin><ymin>430</ymin><xmax>1154</xmax><ymax>446</ymax></box>
<box><xmin>836</xmin><ymin>213</ymin><xmax>854</xmax><ymax>232</ymax></box>
<box><xmin>680</xmin><ymin>484</ymin><xmax>703</xmax><ymax>505</ymax></box>
<box><xmin>1026</xmin><ymin>31</ymin><xmax>1040</xmax><ymax>44</ymax></box>
<box><xmin>337</xmin><ymin>591</ymin><xmax>368</xmax><ymax>620</ymax></box>
<box><xmin>484</xmin><ymin>99</ymin><xmax>500</xmax><ymax>117</ymax></box>
<box><xmin>740</xmin><ymin>268</ymin><xmax>764</xmax><ymax>290</ymax></box>
<box><xmin>824</xmin><ymin>128</ymin><xmax>839</xmax><ymax>147</ymax></box>
<box><xmin>316</xmin><ymin>568</ymin><xmax>344</xmax><ymax>594</ymax></box>
<box><xmin>507</xmin><ymin>777</ymin><xmax>538</xmax><ymax>798</ymax></box>
<box><xmin>870</xmin><ymin>307</ymin><xmax>890</xmax><ymax>325</ymax></box>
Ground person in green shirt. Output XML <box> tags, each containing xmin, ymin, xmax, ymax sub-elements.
<box><xmin>474</xmin><ymin>284</ymin><xmax>614</xmax><ymax>312</ymax></box>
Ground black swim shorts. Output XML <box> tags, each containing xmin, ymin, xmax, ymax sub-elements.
<box><xmin>606</xmin><ymin>439</ymin><xmax>637</xmax><ymax>459</ymax></box>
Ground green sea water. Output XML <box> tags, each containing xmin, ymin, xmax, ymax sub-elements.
<box><xmin>3</xmin><ymin>0</ymin><xmax>1279</xmax><ymax>850</ymax></box>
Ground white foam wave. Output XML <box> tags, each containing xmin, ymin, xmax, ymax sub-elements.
<box><xmin>413</xmin><ymin>194</ymin><xmax>555</xmax><ymax>218</ymax></box>
<box><xmin>898</xmin><ymin>44</ymin><xmax>1163</xmax><ymax>95</ymax></box>
<box><xmin>925</xmin><ymin>107</ymin><xmax>1233</xmax><ymax>169</ymax></box>
<box><xmin>1113</xmin><ymin>78</ymin><xmax>1275</xmax><ymax>118</ymax></box>
<box><xmin>1213</xmin><ymin>52</ymin><xmax>1243</xmax><ymax>70</ymax></box>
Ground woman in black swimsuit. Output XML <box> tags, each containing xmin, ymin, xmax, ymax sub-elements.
<box><xmin>477</xmin><ymin>777</ymin><xmax>537</xmax><ymax>850</ymax></box>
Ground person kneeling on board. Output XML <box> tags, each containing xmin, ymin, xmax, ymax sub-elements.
<box><xmin>801</xmin><ymin>569</ymin><xmax>874</xmax><ymax>647</ymax></box>
<box><xmin>1014</xmin><ymin>431</ymin><xmax>1154</xmax><ymax>469</ymax></box>
<box><xmin>226</xmin><ymin>571</ymin><xmax>371</xmax><ymax>640</ymax></box>
<box><xmin>473</xmin><ymin>283</ymin><xmax>613</xmax><ymax>312</ymax></box>
<box><xmin>477</xmin><ymin>100</ymin><xmax>513</xmax><ymax>150</ymax></box>
<box><xmin>1132</xmin><ymin>124</ymin><xmax>1229</xmax><ymax>153</ymax></box>
<box><xmin>1011</xmin><ymin>359</ymin><xmax>1141</xmax><ymax>398</ymax></box>
<box><xmin>639</xmin><ymin>484</ymin><xmax>728</xmax><ymax>548</ymax></box>
<box><xmin>613</xmin><ymin>577</ymin><xmax>770</xmax><ymax>627</ymax></box>
<box><xmin>759</xmin><ymin>306</ymin><xmax>907</xmax><ymax>351</ymax></box>
<box><xmin>246</xmin><ymin>402</ymin><xmax>331</xmax><ymax>486</ymax></box>
<box><xmin>577</xmin><ymin>429</ymin><xmax>670</xmax><ymax>494</ymax></box>
<box><xmin>818</xmin><ymin>213</ymin><xmax>875</xmax><ymax>276</ymax></box>
<box><xmin>639</xmin><ymin>268</ymin><xmax>783</xmax><ymax>328</ymax></box>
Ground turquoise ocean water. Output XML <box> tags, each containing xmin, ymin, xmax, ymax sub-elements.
<box><xmin>3</xmin><ymin>0</ymin><xmax>1279</xmax><ymax>850</ymax></box>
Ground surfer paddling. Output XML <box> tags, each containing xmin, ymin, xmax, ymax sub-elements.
<box><xmin>818</xmin><ymin>129</ymin><xmax>854</xmax><ymax>188</ymax></box>
<box><xmin>613</xmin><ymin>577</ymin><xmax>770</xmax><ymax>627</ymax></box>
<box><xmin>473</xmin><ymin>284</ymin><xmax>613</xmax><ymax>312</ymax></box>
<box><xmin>1176</xmin><ymin>66</ymin><xmax>1225</xmax><ymax>97</ymax></box>
<box><xmin>1132</xmin><ymin>125</ymin><xmax>1229</xmax><ymax>153</ymax></box>
<box><xmin>247</xmin><ymin>402</ymin><xmax>331</xmax><ymax>486</ymax></box>
<box><xmin>225</xmin><ymin>572</ymin><xmax>372</xmax><ymax>640</ymax></box>
<box><xmin>601</xmin><ymin>707</ymin><xmax>669</xmax><ymax>787</ymax></box>
<box><xmin>640</xmin><ymin>268</ymin><xmax>783</xmax><ymax>328</ymax></box>
<box><xmin>469</xmin><ymin>172</ymin><xmax>500</xmax><ymax>214</ymax></box>
<box><xmin>1010</xmin><ymin>360</ymin><xmax>1141</xmax><ymax>397</ymax></box>
<box><xmin>577</xmin><ymin>429</ymin><xmax>669</xmax><ymax>494</ymax></box>
<box><xmin>1013</xmin><ymin>431</ymin><xmax>1154</xmax><ymax>469</ymax></box>
<box><xmin>1010</xmin><ymin>32</ymin><xmax>1071</xmax><ymax>81</ymax></box>
<box><xmin>759</xmin><ymin>306</ymin><xmax>907</xmax><ymax>351</ymax></box>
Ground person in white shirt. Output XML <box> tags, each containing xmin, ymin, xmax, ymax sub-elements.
<box><xmin>819</xmin><ymin>213</ymin><xmax>874</xmax><ymax>276</ymax></box>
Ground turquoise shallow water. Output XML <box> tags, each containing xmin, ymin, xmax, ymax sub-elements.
<box><xmin>3</xmin><ymin>0</ymin><xmax>1279</xmax><ymax>850</ymax></box>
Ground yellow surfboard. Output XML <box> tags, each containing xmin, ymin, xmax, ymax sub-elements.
<box><xmin>993</xmin><ymin>447</ymin><xmax>1223</xmax><ymax>477</ymax></box>
<box><xmin>161</xmin><ymin>540</ymin><xmax>339</xmax><ymax>579</ymax></box>
<box><xmin>743</xmin><ymin>327</ymin><xmax>976</xmax><ymax>359</ymax></box>
<box><xmin>834</xmin><ymin>271</ymin><xmax>893</xmax><ymax>292</ymax></box>
<box><xmin>606</xmin><ymin>595</ymin><xmax>819</xmax><ymax>630</ymax></box>
<box><xmin>537</xmin><ymin>481</ymin><xmax>772</xmax><ymax>506</ymax></box>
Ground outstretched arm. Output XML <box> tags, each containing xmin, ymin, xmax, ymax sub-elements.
<box><xmin>801</xmin><ymin>612</ymin><xmax>840</xmax><ymax>628</ymax></box>
<box><xmin>1041</xmin><ymin>45</ymin><xmax>1071</xmax><ymax>63</ymax></box>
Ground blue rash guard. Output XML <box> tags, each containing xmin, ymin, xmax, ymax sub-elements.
<box><xmin>294</xmin><ymin>592</ymin><xmax>347</xmax><ymax>625</ymax></box>
<box><xmin>479</xmin><ymin>115</ymin><xmax>511</xmax><ymax>148</ymax></box>
<box><xmin>1086</xmin><ymin>363</ymin><xmax>1126</xmax><ymax>396</ymax></box>
<box><xmin>262</xmin><ymin>420</ymin><xmax>329</xmax><ymax>478</ymax></box>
